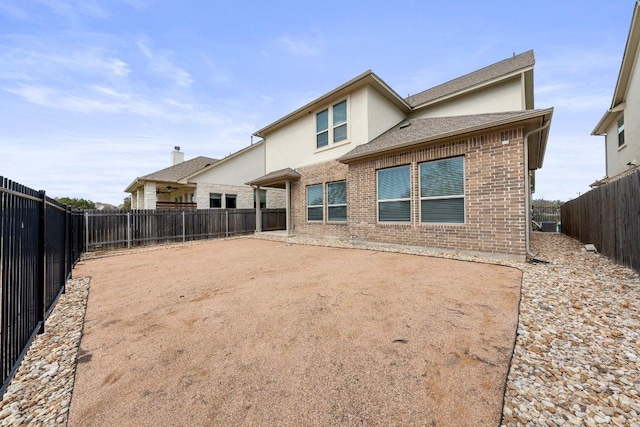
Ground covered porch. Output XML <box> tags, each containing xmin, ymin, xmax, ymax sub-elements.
<box><xmin>246</xmin><ymin>167</ymin><xmax>300</xmax><ymax>236</ymax></box>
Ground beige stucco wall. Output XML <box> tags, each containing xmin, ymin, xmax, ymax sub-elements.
<box><xmin>191</xmin><ymin>142</ymin><xmax>265</xmax><ymax>185</ymax></box>
<box><xmin>409</xmin><ymin>77</ymin><xmax>524</xmax><ymax>119</ymax></box>
<box><xmin>264</xmin><ymin>85</ymin><xmax>406</xmax><ymax>172</ymax></box>
<box><xmin>606</xmin><ymin>42</ymin><xmax>640</xmax><ymax>178</ymax></box>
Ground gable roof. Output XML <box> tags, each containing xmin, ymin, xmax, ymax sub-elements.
<box><xmin>338</xmin><ymin>108</ymin><xmax>553</xmax><ymax>168</ymax></box>
<box><xmin>405</xmin><ymin>50</ymin><xmax>535</xmax><ymax>108</ymax></box>
<box><xmin>125</xmin><ymin>156</ymin><xmax>218</xmax><ymax>192</ymax></box>
<box><xmin>185</xmin><ymin>140</ymin><xmax>264</xmax><ymax>181</ymax></box>
<box><xmin>593</xmin><ymin>1</ymin><xmax>640</xmax><ymax>135</ymax></box>
<box><xmin>253</xmin><ymin>71</ymin><xmax>411</xmax><ymax>137</ymax></box>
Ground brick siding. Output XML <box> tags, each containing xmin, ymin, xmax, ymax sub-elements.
<box><xmin>348</xmin><ymin>127</ymin><xmax>526</xmax><ymax>257</ymax></box>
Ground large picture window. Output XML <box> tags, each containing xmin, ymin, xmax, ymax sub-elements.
<box><xmin>316</xmin><ymin>99</ymin><xmax>348</xmax><ymax>149</ymax></box>
<box><xmin>377</xmin><ymin>165</ymin><xmax>411</xmax><ymax>222</ymax></box>
<box><xmin>307</xmin><ymin>184</ymin><xmax>323</xmax><ymax>221</ymax></box>
<box><xmin>327</xmin><ymin>181</ymin><xmax>347</xmax><ymax>222</ymax></box>
<box><xmin>420</xmin><ymin>157</ymin><xmax>465</xmax><ymax>223</ymax></box>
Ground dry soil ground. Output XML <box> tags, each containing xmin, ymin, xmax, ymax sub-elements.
<box><xmin>68</xmin><ymin>238</ymin><xmax>522</xmax><ymax>426</ymax></box>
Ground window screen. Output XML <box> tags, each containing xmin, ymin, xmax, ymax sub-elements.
<box><xmin>307</xmin><ymin>184</ymin><xmax>323</xmax><ymax>221</ymax></box>
<box><xmin>420</xmin><ymin>157</ymin><xmax>464</xmax><ymax>223</ymax></box>
<box><xmin>377</xmin><ymin>166</ymin><xmax>411</xmax><ymax>222</ymax></box>
<box><xmin>327</xmin><ymin>181</ymin><xmax>346</xmax><ymax>222</ymax></box>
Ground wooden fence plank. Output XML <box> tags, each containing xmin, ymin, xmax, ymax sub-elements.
<box><xmin>561</xmin><ymin>169</ymin><xmax>640</xmax><ymax>273</ymax></box>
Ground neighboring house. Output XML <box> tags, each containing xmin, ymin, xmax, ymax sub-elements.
<box><xmin>592</xmin><ymin>1</ymin><xmax>640</xmax><ymax>186</ymax></box>
<box><xmin>248</xmin><ymin>50</ymin><xmax>553</xmax><ymax>260</ymax></box>
<box><xmin>125</xmin><ymin>144</ymin><xmax>285</xmax><ymax>210</ymax></box>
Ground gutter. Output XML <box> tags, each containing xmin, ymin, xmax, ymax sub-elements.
<box><xmin>523</xmin><ymin>118</ymin><xmax>552</xmax><ymax>258</ymax></box>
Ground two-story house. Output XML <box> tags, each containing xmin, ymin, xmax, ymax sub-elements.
<box><xmin>247</xmin><ymin>50</ymin><xmax>553</xmax><ymax>260</ymax></box>
<box><xmin>592</xmin><ymin>1</ymin><xmax>640</xmax><ymax>186</ymax></box>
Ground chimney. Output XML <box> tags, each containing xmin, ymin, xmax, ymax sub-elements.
<box><xmin>171</xmin><ymin>146</ymin><xmax>184</xmax><ymax>165</ymax></box>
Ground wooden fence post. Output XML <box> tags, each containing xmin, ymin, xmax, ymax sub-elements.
<box><xmin>127</xmin><ymin>212</ymin><xmax>131</xmax><ymax>249</ymax></box>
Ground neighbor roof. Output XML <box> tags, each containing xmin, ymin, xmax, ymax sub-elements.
<box><xmin>405</xmin><ymin>50</ymin><xmax>535</xmax><ymax>108</ymax></box>
<box><xmin>339</xmin><ymin>109</ymin><xmax>553</xmax><ymax>166</ymax></box>
<box><xmin>125</xmin><ymin>156</ymin><xmax>218</xmax><ymax>192</ymax></box>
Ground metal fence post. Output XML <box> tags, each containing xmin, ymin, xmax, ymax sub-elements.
<box><xmin>84</xmin><ymin>211</ymin><xmax>89</xmax><ymax>252</ymax></box>
<box><xmin>37</xmin><ymin>190</ymin><xmax>46</xmax><ymax>334</ymax></box>
<box><xmin>182</xmin><ymin>211</ymin><xmax>186</xmax><ymax>243</ymax></box>
<box><xmin>127</xmin><ymin>211</ymin><xmax>131</xmax><ymax>249</ymax></box>
<box><xmin>225</xmin><ymin>210</ymin><xmax>229</xmax><ymax>237</ymax></box>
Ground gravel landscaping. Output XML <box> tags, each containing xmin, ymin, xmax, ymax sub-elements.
<box><xmin>0</xmin><ymin>232</ymin><xmax>638</xmax><ymax>426</ymax></box>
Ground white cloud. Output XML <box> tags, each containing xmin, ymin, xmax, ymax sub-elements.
<box><xmin>137</xmin><ymin>41</ymin><xmax>193</xmax><ymax>88</ymax></box>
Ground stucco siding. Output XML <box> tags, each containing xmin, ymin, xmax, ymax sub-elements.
<box><xmin>264</xmin><ymin>86</ymin><xmax>387</xmax><ymax>172</ymax></box>
<box><xmin>192</xmin><ymin>143</ymin><xmax>265</xmax><ymax>186</ymax></box>
<box><xmin>409</xmin><ymin>77</ymin><xmax>524</xmax><ymax>119</ymax></box>
<box><xmin>367</xmin><ymin>86</ymin><xmax>407</xmax><ymax>141</ymax></box>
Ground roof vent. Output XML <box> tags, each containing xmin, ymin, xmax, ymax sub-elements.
<box><xmin>399</xmin><ymin>122</ymin><xmax>411</xmax><ymax>129</ymax></box>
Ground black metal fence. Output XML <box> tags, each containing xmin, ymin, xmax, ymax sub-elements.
<box><xmin>561</xmin><ymin>169</ymin><xmax>640</xmax><ymax>273</ymax></box>
<box><xmin>0</xmin><ymin>177</ymin><xmax>85</xmax><ymax>396</ymax></box>
<box><xmin>85</xmin><ymin>208</ymin><xmax>286</xmax><ymax>251</ymax></box>
<box><xmin>532</xmin><ymin>206</ymin><xmax>561</xmax><ymax>224</ymax></box>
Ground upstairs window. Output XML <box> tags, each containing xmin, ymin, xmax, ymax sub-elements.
<box><xmin>618</xmin><ymin>115</ymin><xmax>625</xmax><ymax>147</ymax></box>
<box><xmin>377</xmin><ymin>165</ymin><xmax>411</xmax><ymax>222</ymax></box>
<box><xmin>316</xmin><ymin>99</ymin><xmax>348</xmax><ymax>149</ymax></box>
<box><xmin>307</xmin><ymin>184</ymin><xmax>323</xmax><ymax>221</ymax></box>
<box><xmin>327</xmin><ymin>181</ymin><xmax>347</xmax><ymax>222</ymax></box>
<box><xmin>209</xmin><ymin>193</ymin><xmax>221</xmax><ymax>208</ymax></box>
<box><xmin>316</xmin><ymin>109</ymin><xmax>329</xmax><ymax>148</ymax></box>
<box><xmin>420</xmin><ymin>157</ymin><xmax>465</xmax><ymax>223</ymax></box>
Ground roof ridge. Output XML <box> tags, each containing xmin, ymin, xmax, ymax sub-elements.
<box><xmin>140</xmin><ymin>155</ymin><xmax>218</xmax><ymax>180</ymax></box>
<box><xmin>406</xmin><ymin>50</ymin><xmax>535</xmax><ymax>108</ymax></box>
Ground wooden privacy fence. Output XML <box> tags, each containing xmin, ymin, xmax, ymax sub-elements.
<box><xmin>85</xmin><ymin>208</ymin><xmax>286</xmax><ymax>251</ymax></box>
<box><xmin>0</xmin><ymin>177</ymin><xmax>84</xmax><ymax>396</ymax></box>
<box><xmin>561</xmin><ymin>169</ymin><xmax>640</xmax><ymax>273</ymax></box>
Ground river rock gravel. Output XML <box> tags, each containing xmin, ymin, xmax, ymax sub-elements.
<box><xmin>0</xmin><ymin>232</ymin><xmax>638</xmax><ymax>426</ymax></box>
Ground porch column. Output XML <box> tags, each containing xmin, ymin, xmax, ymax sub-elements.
<box><xmin>285</xmin><ymin>180</ymin><xmax>291</xmax><ymax>236</ymax></box>
<box><xmin>255</xmin><ymin>186</ymin><xmax>262</xmax><ymax>233</ymax></box>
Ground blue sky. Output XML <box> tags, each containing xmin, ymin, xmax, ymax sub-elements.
<box><xmin>0</xmin><ymin>0</ymin><xmax>635</xmax><ymax>206</ymax></box>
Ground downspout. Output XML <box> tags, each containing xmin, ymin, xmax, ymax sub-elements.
<box><xmin>523</xmin><ymin>118</ymin><xmax>551</xmax><ymax>258</ymax></box>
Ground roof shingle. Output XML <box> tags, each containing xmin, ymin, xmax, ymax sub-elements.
<box><xmin>405</xmin><ymin>50</ymin><xmax>534</xmax><ymax>108</ymax></box>
<box><xmin>339</xmin><ymin>109</ymin><xmax>553</xmax><ymax>163</ymax></box>
<box><xmin>141</xmin><ymin>156</ymin><xmax>218</xmax><ymax>182</ymax></box>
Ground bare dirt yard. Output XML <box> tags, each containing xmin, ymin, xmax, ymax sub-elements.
<box><xmin>68</xmin><ymin>238</ymin><xmax>522</xmax><ymax>426</ymax></box>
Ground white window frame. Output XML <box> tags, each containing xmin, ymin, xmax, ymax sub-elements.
<box><xmin>315</xmin><ymin>98</ymin><xmax>349</xmax><ymax>150</ymax></box>
<box><xmin>327</xmin><ymin>180</ymin><xmax>347</xmax><ymax>222</ymax></box>
<box><xmin>377</xmin><ymin>165</ymin><xmax>411</xmax><ymax>223</ymax></box>
<box><xmin>307</xmin><ymin>184</ymin><xmax>324</xmax><ymax>222</ymax></box>
<box><xmin>618</xmin><ymin>115</ymin><xmax>625</xmax><ymax>147</ymax></box>
<box><xmin>419</xmin><ymin>156</ymin><xmax>465</xmax><ymax>224</ymax></box>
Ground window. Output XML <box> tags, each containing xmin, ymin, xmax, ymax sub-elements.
<box><xmin>333</xmin><ymin>100</ymin><xmax>347</xmax><ymax>143</ymax></box>
<box><xmin>307</xmin><ymin>184</ymin><xmax>323</xmax><ymax>221</ymax></box>
<box><xmin>209</xmin><ymin>193</ymin><xmax>221</xmax><ymax>208</ymax></box>
<box><xmin>316</xmin><ymin>109</ymin><xmax>329</xmax><ymax>148</ymax></box>
<box><xmin>377</xmin><ymin>165</ymin><xmax>411</xmax><ymax>222</ymax></box>
<box><xmin>316</xmin><ymin>99</ymin><xmax>348</xmax><ymax>149</ymax></box>
<box><xmin>254</xmin><ymin>189</ymin><xmax>267</xmax><ymax>209</ymax></box>
<box><xmin>618</xmin><ymin>116</ymin><xmax>625</xmax><ymax>147</ymax></box>
<box><xmin>225</xmin><ymin>194</ymin><xmax>237</xmax><ymax>209</ymax></box>
<box><xmin>327</xmin><ymin>181</ymin><xmax>347</xmax><ymax>222</ymax></box>
<box><xmin>420</xmin><ymin>157</ymin><xmax>465</xmax><ymax>223</ymax></box>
